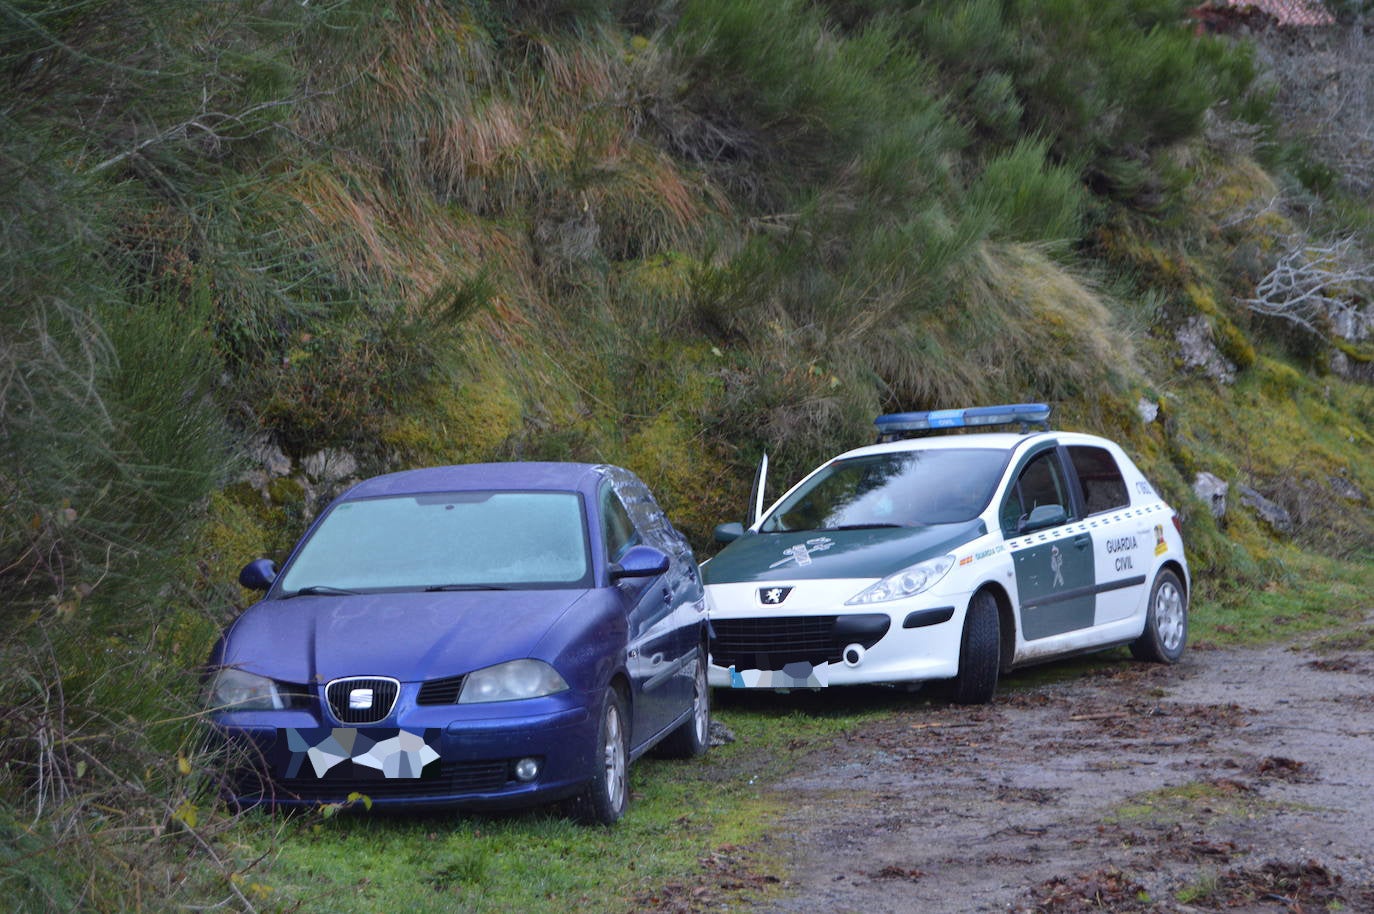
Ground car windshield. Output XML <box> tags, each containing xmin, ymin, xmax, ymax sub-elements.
<box><xmin>759</xmin><ymin>449</ymin><xmax>1007</xmax><ymax>532</ymax></box>
<box><xmin>277</xmin><ymin>490</ymin><xmax>591</xmax><ymax>593</ymax></box>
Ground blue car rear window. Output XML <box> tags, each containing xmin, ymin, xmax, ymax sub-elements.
<box><xmin>278</xmin><ymin>491</ymin><xmax>591</xmax><ymax>592</ymax></box>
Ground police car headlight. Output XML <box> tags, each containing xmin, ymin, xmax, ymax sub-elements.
<box><xmin>458</xmin><ymin>659</ymin><xmax>569</xmax><ymax>703</ymax></box>
<box><xmin>847</xmin><ymin>555</ymin><xmax>955</xmax><ymax>605</ymax></box>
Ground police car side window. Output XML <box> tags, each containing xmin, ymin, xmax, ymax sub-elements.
<box><xmin>1002</xmin><ymin>450</ymin><xmax>1070</xmax><ymax>532</ymax></box>
<box><xmin>600</xmin><ymin>487</ymin><xmax>639</xmax><ymax>563</ymax></box>
<box><xmin>1067</xmin><ymin>446</ymin><xmax>1129</xmax><ymax>515</ymax></box>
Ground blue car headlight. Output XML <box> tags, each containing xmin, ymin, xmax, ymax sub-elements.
<box><xmin>459</xmin><ymin>659</ymin><xmax>569</xmax><ymax>703</ymax></box>
<box><xmin>847</xmin><ymin>555</ymin><xmax>955</xmax><ymax>605</ymax></box>
<box><xmin>206</xmin><ymin>667</ymin><xmax>286</xmax><ymax>711</ymax></box>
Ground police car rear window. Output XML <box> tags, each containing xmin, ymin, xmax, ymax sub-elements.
<box><xmin>1067</xmin><ymin>445</ymin><xmax>1130</xmax><ymax>515</ymax></box>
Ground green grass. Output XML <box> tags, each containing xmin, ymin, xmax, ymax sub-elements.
<box><xmin>1109</xmin><ymin>779</ymin><xmax>1287</xmax><ymax>827</ymax></box>
<box><xmin>248</xmin><ymin>812</ymin><xmax>732</xmax><ymax>913</ymax></box>
<box><xmin>1191</xmin><ymin>548</ymin><xmax>1374</xmax><ymax>648</ymax></box>
<box><xmin>1174</xmin><ymin>872</ymin><xmax>1222</xmax><ymax>907</ymax></box>
<box><xmin>228</xmin><ymin>699</ymin><xmax>892</xmax><ymax>913</ymax></box>
<box><xmin>1308</xmin><ymin>627</ymin><xmax>1374</xmax><ymax>655</ymax></box>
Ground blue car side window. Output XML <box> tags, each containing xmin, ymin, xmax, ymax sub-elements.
<box><xmin>600</xmin><ymin>486</ymin><xmax>639</xmax><ymax>564</ymax></box>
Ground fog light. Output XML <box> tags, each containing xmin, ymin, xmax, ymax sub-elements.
<box><xmin>514</xmin><ymin>757</ymin><xmax>540</xmax><ymax>782</ymax></box>
<box><xmin>843</xmin><ymin>643</ymin><xmax>866</xmax><ymax>667</ymax></box>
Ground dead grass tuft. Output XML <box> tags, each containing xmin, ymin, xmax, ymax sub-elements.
<box><xmin>283</xmin><ymin>161</ymin><xmax>399</xmax><ymax>289</ymax></box>
<box><xmin>862</xmin><ymin>242</ymin><xmax>1134</xmax><ymax>409</ymax></box>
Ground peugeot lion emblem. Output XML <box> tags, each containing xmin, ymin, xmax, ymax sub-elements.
<box><xmin>760</xmin><ymin>586</ymin><xmax>793</xmax><ymax>605</ymax></box>
<box><xmin>348</xmin><ymin>687</ymin><xmax>375</xmax><ymax>711</ymax></box>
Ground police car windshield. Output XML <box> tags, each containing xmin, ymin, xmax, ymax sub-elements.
<box><xmin>759</xmin><ymin>449</ymin><xmax>1006</xmax><ymax>532</ymax></box>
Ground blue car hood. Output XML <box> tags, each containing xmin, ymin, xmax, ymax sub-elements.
<box><xmin>220</xmin><ymin>589</ymin><xmax>590</xmax><ymax>684</ymax></box>
<box><xmin>702</xmin><ymin>520</ymin><xmax>986</xmax><ymax>584</ymax></box>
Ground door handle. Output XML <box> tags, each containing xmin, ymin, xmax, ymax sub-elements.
<box><xmin>1073</xmin><ymin>534</ymin><xmax>1091</xmax><ymax>550</ymax></box>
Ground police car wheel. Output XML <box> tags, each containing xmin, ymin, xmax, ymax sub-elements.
<box><xmin>1130</xmin><ymin>568</ymin><xmax>1188</xmax><ymax>664</ymax></box>
<box><xmin>951</xmin><ymin>590</ymin><xmax>1000</xmax><ymax>705</ymax></box>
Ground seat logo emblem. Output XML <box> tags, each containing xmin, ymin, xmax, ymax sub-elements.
<box><xmin>760</xmin><ymin>586</ymin><xmax>793</xmax><ymax>605</ymax></box>
<box><xmin>349</xmin><ymin>688</ymin><xmax>374</xmax><ymax>710</ymax></box>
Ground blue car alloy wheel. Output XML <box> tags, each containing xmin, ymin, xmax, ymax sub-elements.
<box><xmin>205</xmin><ymin>462</ymin><xmax>710</xmax><ymax>823</ymax></box>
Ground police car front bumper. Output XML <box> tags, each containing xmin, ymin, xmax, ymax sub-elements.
<box><xmin>705</xmin><ymin>579</ymin><xmax>969</xmax><ymax>688</ymax></box>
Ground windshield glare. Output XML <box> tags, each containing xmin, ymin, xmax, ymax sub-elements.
<box><xmin>278</xmin><ymin>491</ymin><xmax>591</xmax><ymax>593</ymax></box>
<box><xmin>760</xmin><ymin>449</ymin><xmax>1006</xmax><ymax>532</ymax></box>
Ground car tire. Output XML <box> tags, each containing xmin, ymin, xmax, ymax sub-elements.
<box><xmin>1130</xmin><ymin>568</ymin><xmax>1188</xmax><ymax>664</ymax></box>
<box><xmin>950</xmin><ymin>590</ymin><xmax>1000</xmax><ymax>705</ymax></box>
<box><xmin>570</xmin><ymin>687</ymin><xmax>630</xmax><ymax>826</ymax></box>
<box><xmin>655</xmin><ymin>648</ymin><xmax>710</xmax><ymax>759</ymax></box>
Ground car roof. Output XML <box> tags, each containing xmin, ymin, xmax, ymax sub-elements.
<box><xmin>837</xmin><ymin>431</ymin><xmax>1038</xmax><ymax>459</ymax></box>
<box><xmin>833</xmin><ymin>429</ymin><xmax>1119</xmax><ymax>461</ymax></box>
<box><xmin>341</xmin><ymin>462</ymin><xmax>609</xmax><ymax>499</ymax></box>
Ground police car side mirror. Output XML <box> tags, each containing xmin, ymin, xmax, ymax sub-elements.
<box><xmin>1018</xmin><ymin>504</ymin><xmax>1068</xmax><ymax>534</ymax></box>
<box><xmin>715</xmin><ymin>522</ymin><xmax>745</xmax><ymax>543</ymax></box>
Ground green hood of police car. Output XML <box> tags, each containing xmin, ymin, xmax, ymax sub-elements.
<box><xmin>701</xmin><ymin>520</ymin><xmax>987</xmax><ymax>585</ymax></box>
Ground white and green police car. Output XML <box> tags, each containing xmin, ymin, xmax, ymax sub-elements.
<box><xmin>702</xmin><ymin>404</ymin><xmax>1189</xmax><ymax>704</ymax></box>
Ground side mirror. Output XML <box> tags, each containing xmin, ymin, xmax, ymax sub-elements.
<box><xmin>1018</xmin><ymin>504</ymin><xmax>1068</xmax><ymax>534</ymax></box>
<box><xmin>714</xmin><ymin>522</ymin><xmax>745</xmax><ymax>544</ymax></box>
<box><xmin>238</xmin><ymin>558</ymin><xmax>278</xmax><ymax>591</ymax></box>
<box><xmin>610</xmin><ymin>545</ymin><xmax>670</xmax><ymax>580</ymax></box>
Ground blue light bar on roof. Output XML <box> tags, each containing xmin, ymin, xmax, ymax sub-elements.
<box><xmin>874</xmin><ymin>403</ymin><xmax>1052</xmax><ymax>436</ymax></box>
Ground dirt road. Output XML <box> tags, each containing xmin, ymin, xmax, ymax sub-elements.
<box><xmin>726</xmin><ymin>632</ymin><xmax>1374</xmax><ymax>913</ymax></box>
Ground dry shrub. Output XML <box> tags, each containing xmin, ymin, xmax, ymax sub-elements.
<box><xmin>1252</xmin><ymin>19</ymin><xmax>1374</xmax><ymax>195</ymax></box>
<box><xmin>866</xmin><ymin>242</ymin><xmax>1133</xmax><ymax>409</ymax></box>
<box><xmin>281</xmin><ymin>161</ymin><xmax>399</xmax><ymax>289</ymax></box>
<box><xmin>591</xmin><ymin>144</ymin><xmax>723</xmax><ymax>261</ymax></box>
<box><xmin>0</xmin><ymin>628</ymin><xmax>270</xmax><ymax>913</ymax></box>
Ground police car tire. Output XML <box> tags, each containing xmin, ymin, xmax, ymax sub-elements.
<box><xmin>654</xmin><ymin>646</ymin><xmax>710</xmax><ymax>759</ymax></box>
<box><xmin>1130</xmin><ymin>568</ymin><xmax>1188</xmax><ymax>664</ymax></box>
<box><xmin>951</xmin><ymin>590</ymin><xmax>1000</xmax><ymax>705</ymax></box>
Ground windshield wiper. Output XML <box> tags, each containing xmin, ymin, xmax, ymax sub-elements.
<box><xmin>828</xmin><ymin>523</ymin><xmax>905</xmax><ymax>531</ymax></box>
<box><xmin>424</xmin><ymin>583</ymin><xmax>509</xmax><ymax>592</ymax></box>
<box><xmin>280</xmin><ymin>585</ymin><xmax>360</xmax><ymax>599</ymax></box>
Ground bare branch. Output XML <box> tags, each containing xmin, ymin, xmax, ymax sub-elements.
<box><xmin>88</xmin><ymin>98</ymin><xmax>299</xmax><ymax>175</ymax></box>
<box><xmin>1242</xmin><ymin>235</ymin><xmax>1373</xmax><ymax>338</ymax></box>
<box><xmin>1251</xmin><ymin>19</ymin><xmax>1374</xmax><ymax>195</ymax></box>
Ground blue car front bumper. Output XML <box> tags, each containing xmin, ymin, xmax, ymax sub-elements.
<box><xmin>210</xmin><ymin>697</ymin><xmax>596</xmax><ymax>810</ymax></box>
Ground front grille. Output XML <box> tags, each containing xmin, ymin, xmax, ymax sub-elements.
<box><xmin>325</xmin><ymin>677</ymin><xmax>399</xmax><ymax>724</ymax></box>
<box><xmin>711</xmin><ymin>614</ymin><xmax>890</xmax><ymax>671</ymax></box>
<box><xmin>234</xmin><ymin>760</ymin><xmax>515</xmax><ymax>804</ymax></box>
<box><xmin>417</xmin><ymin>674</ymin><xmax>466</xmax><ymax>705</ymax></box>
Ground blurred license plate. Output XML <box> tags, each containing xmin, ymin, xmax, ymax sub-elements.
<box><xmin>279</xmin><ymin>727</ymin><xmax>440</xmax><ymax>779</ymax></box>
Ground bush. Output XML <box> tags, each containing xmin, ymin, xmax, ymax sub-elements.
<box><xmin>673</xmin><ymin>0</ymin><xmax>953</xmax><ymax>203</ymax></box>
<box><xmin>901</xmin><ymin>0</ymin><xmax>1260</xmax><ymax>204</ymax></box>
<box><xmin>970</xmin><ymin>139</ymin><xmax>1088</xmax><ymax>244</ymax></box>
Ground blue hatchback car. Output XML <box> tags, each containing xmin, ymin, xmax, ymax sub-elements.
<box><xmin>204</xmin><ymin>462</ymin><xmax>709</xmax><ymax>824</ymax></box>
